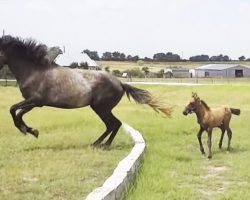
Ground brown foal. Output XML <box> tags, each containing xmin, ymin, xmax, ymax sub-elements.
<box><xmin>183</xmin><ymin>92</ymin><xmax>240</xmax><ymax>159</ymax></box>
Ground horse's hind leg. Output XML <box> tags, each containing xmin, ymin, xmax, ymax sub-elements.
<box><xmin>104</xmin><ymin>114</ymin><xmax>122</xmax><ymax>146</ymax></box>
<box><xmin>207</xmin><ymin>128</ymin><xmax>213</xmax><ymax>159</ymax></box>
<box><xmin>219</xmin><ymin>125</ymin><xmax>225</xmax><ymax>149</ymax></box>
<box><xmin>197</xmin><ymin>126</ymin><xmax>205</xmax><ymax>154</ymax></box>
<box><xmin>90</xmin><ymin>107</ymin><xmax>114</xmax><ymax>147</ymax></box>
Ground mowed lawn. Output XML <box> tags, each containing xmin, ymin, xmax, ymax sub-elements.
<box><xmin>0</xmin><ymin>87</ymin><xmax>132</xmax><ymax>200</ymax></box>
<box><xmin>118</xmin><ymin>84</ymin><xmax>250</xmax><ymax>200</ymax></box>
<box><xmin>1</xmin><ymin>84</ymin><xmax>250</xmax><ymax>200</ymax></box>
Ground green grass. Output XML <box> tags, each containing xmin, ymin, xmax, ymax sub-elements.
<box><xmin>1</xmin><ymin>84</ymin><xmax>250</xmax><ymax>200</ymax></box>
<box><xmin>118</xmin><ymin>84</ymin><xmax>250</xmax><ymax>200</ymax></box>
<box><xmin>0</xmin><ymin>87</ymin><xmax>132</xmax><ymax>200</ymax></box>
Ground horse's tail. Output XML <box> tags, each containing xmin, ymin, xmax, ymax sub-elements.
<box><xmin>122</xmin><ymin>83</ymin><xmax>172</xmax><ymax>117</ymax></box>
<box><xmin>230</xmin><ymin>108</ymin><xmax>241</xmax><ymax>115</ymax></box>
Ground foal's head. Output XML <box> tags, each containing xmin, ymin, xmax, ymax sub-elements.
<box><xmin>183</xmin><ymin>92</ymin><xmax>201</xmax><ymax>115</ymax></box>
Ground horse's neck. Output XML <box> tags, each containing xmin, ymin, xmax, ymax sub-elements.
<box><xmin>195</xmin><ymin>104</ymin><xmax>207</xmax><ymax>124</ymax></box>
<box><xmin>8</xmin><ymin>60</ymin><xmax>45</xmax><ymax>84</ymax></box>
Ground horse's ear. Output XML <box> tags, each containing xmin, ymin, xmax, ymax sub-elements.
<box><xmin>192</xmin><ymin>92</ymin><xmax>197</xmax><ymax>98</ymax></box>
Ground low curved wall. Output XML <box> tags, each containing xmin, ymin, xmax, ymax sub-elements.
<box><xmin>85</xmin><ymin>123</ymin><xmax>146</xmax><ymax>200</ymax></box>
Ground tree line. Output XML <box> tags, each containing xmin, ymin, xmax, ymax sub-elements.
<box><xmin>83</xmin><ymin>49</ymin><xmax>250</xmax><ymax>62</ymax></box>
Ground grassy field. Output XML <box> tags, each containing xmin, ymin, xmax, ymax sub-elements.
<box><xmin>0</xmin><ymin>86</ymin><xmax>132</xmax><ymax>200</ymax></box>
<box><xmin>1</xmin><ymin>84</ymin><xmax>250</xmax><ymax>200</ymax></box>
<box><xmin>117</xmin><ymin>84</ymin><xmax>250</xmax><ymax>200</ymax></box>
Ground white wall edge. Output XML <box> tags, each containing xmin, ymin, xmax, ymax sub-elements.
<box><xmin>84</xmin><ymin>122</ymin><xmax>146</xmax><ymax>200</ymax></box>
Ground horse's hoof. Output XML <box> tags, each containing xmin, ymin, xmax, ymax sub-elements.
<box><xmin>100</xmin><ymin>143</ymin><xmax>111</xmax><ymax>150</ymax></box>
<box><xmin>91</xmin><ymin>142</ymin><xmax>101</xmax><ymax>148</ymax></box>
<box><xmin>31</xmin><ymin>129</ymin><xmax>39</xmax><ymax>138</ymax></box>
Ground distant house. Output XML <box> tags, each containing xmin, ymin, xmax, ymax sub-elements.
<box><xmin>55</xmin><ymin>51</ymin><xmax>100</xmax><ymax>70</ymax></box>
<box><xmin>195</xmin><ymin>64</ymin><xmax>250</xmax><ymax>78</ymax></box>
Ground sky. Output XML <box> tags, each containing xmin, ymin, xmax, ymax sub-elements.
<box><xmin>0</xmin><ymin>0</ymin><xmax>250</xmax><ymax>60</ymax></box>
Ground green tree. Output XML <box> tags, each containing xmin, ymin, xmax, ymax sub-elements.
<box><xmin>112</xmin><ymin>69</ymin><xmax>121</xmax><ymax>77</ymax></box>
<box><xmin>137</xmin><ymin>60</ymin><xmax>144</xmax><ymax>66</ymax></box>
<box><xmin>69</xmin><ymin>62</ymin><xmax>79</xmax><ymax>68</ymax></box>
<box><xmin>239</xmin><ymin>56</ymin><xmax>245</xmax><ymax>61</ymax></box>
<box><xmin>105</xmin><ymin>66</ymin><xmax>110</xmax><ymax>73</ymax></box>
<box><xmin>80</xmin><ymin>62</ymin><xmax>89</xmax><ymax>69</ymax></box>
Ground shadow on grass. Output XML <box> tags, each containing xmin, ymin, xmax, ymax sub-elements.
<box><xmin>24</xmin><ymin>143</ymin><xmax>90</xmax><ymax>152</ymax></box>
<box><xmin>213</xmin><ymin>146</ymin><xmax>247</xmax><ymax>155</ymax></box>
<box><xmin>175</xmin><ymin>155</ymin><xmax>192</xmax><ymax>162</ymax></box>
<box><xmin>24</xmin><ymin>142</ymin><xmax>132</xmax><ymax>152</ymax></box>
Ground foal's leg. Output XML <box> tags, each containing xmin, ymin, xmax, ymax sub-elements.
<box><xmin>219</xmin><ymin>125</ymin><xmax>225</xmax><ymax>149</ymax></box>
<box><xmin>207</xmin><ymin>128</ymin><xmax>213</xmax><ymax>159</ymax></box>
<box><xmin>197</xmin><ymin>126</ymin><xmax>205</xmax><ymax>154</ymax></box>
<box><xmin>226</xmin><ymin>128</ymin><xmax>232</xmax><ymax>151</ymax></box>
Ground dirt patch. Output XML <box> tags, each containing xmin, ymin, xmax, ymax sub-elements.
<box><xmin>198</xmin><ymin>165</ymin><xmax>230</xmax><ymax>199</ymax></box>
<box><xmin>201</xmin><ymin>166</ymin><xmax>228</xmax><ymax>179</ymax></box>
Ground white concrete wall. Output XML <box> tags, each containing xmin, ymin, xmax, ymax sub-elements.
<box><xmin>85</xmin><ymin>123</ymin><xmax>146</xmax><ymax>200</ymax></box>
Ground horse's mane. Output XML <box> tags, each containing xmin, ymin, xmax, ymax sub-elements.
<box><xmin>0</xmin><ymin>35</ymin><xmax>51</xmax><ymax>67</ymax></box>
<box><xmin>200</xmin><ymin>99</ymin><xmax>210</xmax><ymax>110</ymax></box>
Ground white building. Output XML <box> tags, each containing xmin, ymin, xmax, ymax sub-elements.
<box><xmin>55</xmin><ymin>51</ymin><xmax>100</xmax><ymax>70</ymax></box>
<box><xmin>195</xmin><ymin>64</ymin><xmax>250</xmax><ymax>78</ymax></box>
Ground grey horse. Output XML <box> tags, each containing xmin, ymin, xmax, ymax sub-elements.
<box><xmin>0</xmin><ymin>35</ymin><xmax>172</xmax><ymax>147</ymax></box>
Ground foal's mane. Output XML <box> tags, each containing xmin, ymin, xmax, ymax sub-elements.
<box><xmin>200</xmin><ymin>99</ymin><xmax>210</xmax><ymax>110</ymax></box>
<box><xmin>0</xmin><ymin>35</ymin><xmax>51</xmax><ymax>67</ymax></box>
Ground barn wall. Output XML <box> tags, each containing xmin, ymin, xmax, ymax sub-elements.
<box><xmin>172</xmin><ymin>71</ymin><xmax>190</xmax><ymax>78</ymax></box>
<box><xmin>196</xmin><ymin>66</ymin><xmax>250</xmax><ymax>78</ymax></box>
<box><xmin>195</xmin><ymin>70</ymin><xmax>222</xmax><ymax>77</ymax></box>
<box><xmin>224</xmin><ymin>67</ymin><xmax>250</xmax><ymax>77</ymax></box>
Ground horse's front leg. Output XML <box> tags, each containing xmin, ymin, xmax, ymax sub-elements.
<box><xmin>10</xmin><ymin>99</ymin><xmax>38</xmax><ymax>137</ymax></box>
<box><xmin>10</xmin><ymin>100</ymin><xmax>27</xmax><ymax>133</ymax></box>
<box><xmin>207</xmin><ymin>128</ymin><xmax>213</xmax><ymax>159</ymax></box>
<box><xmin>197</xmin><ymin>126</ymin><xmax>205</xmax><ymax>155</ymax></box>
<box><xmin>16</xmin><ymin>107</ymin><xmax>39</xmax><ymax>137</ymax></box>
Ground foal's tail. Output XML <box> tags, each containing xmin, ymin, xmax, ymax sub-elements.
<box><xmin>230</xmin><ymin>108</ymin><xmax>241</xmax><ymax>115</ymax></box>
<box><xmin>122</xmin><ymin>83</ymin><xmax>172</xmax><ymax>117</ymax></box>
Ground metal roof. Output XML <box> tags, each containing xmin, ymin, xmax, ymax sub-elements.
<box><xmin>196</xmin><ymin>64</ymin><xmax>244</xmax><ymax>71</ymax></box>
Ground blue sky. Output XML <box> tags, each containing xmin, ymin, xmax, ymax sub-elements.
<box><xmin>0</xmin><ymin>0</ymin><xmax>250</xmax><ymax>59</ymax></box>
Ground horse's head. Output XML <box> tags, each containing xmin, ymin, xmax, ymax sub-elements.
<box><xmin>183</xmin><ymin>92</ymin><xmax>201</xmax><ymax>115</ymax></box>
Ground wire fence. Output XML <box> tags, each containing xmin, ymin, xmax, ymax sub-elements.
<box><xmin>0</xmin><ymin>79</ymin><xmax>17</xmax><ymax>86</ymax></box>
<box><xmin>119</xmin><ymin>77</ymin><xmax>250</xmax><ymax>84</ymax></box>
<box><xmin>2</xmin><ymin>77</ymin><xmax>250</xmax><ymax>87</ymax></box>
